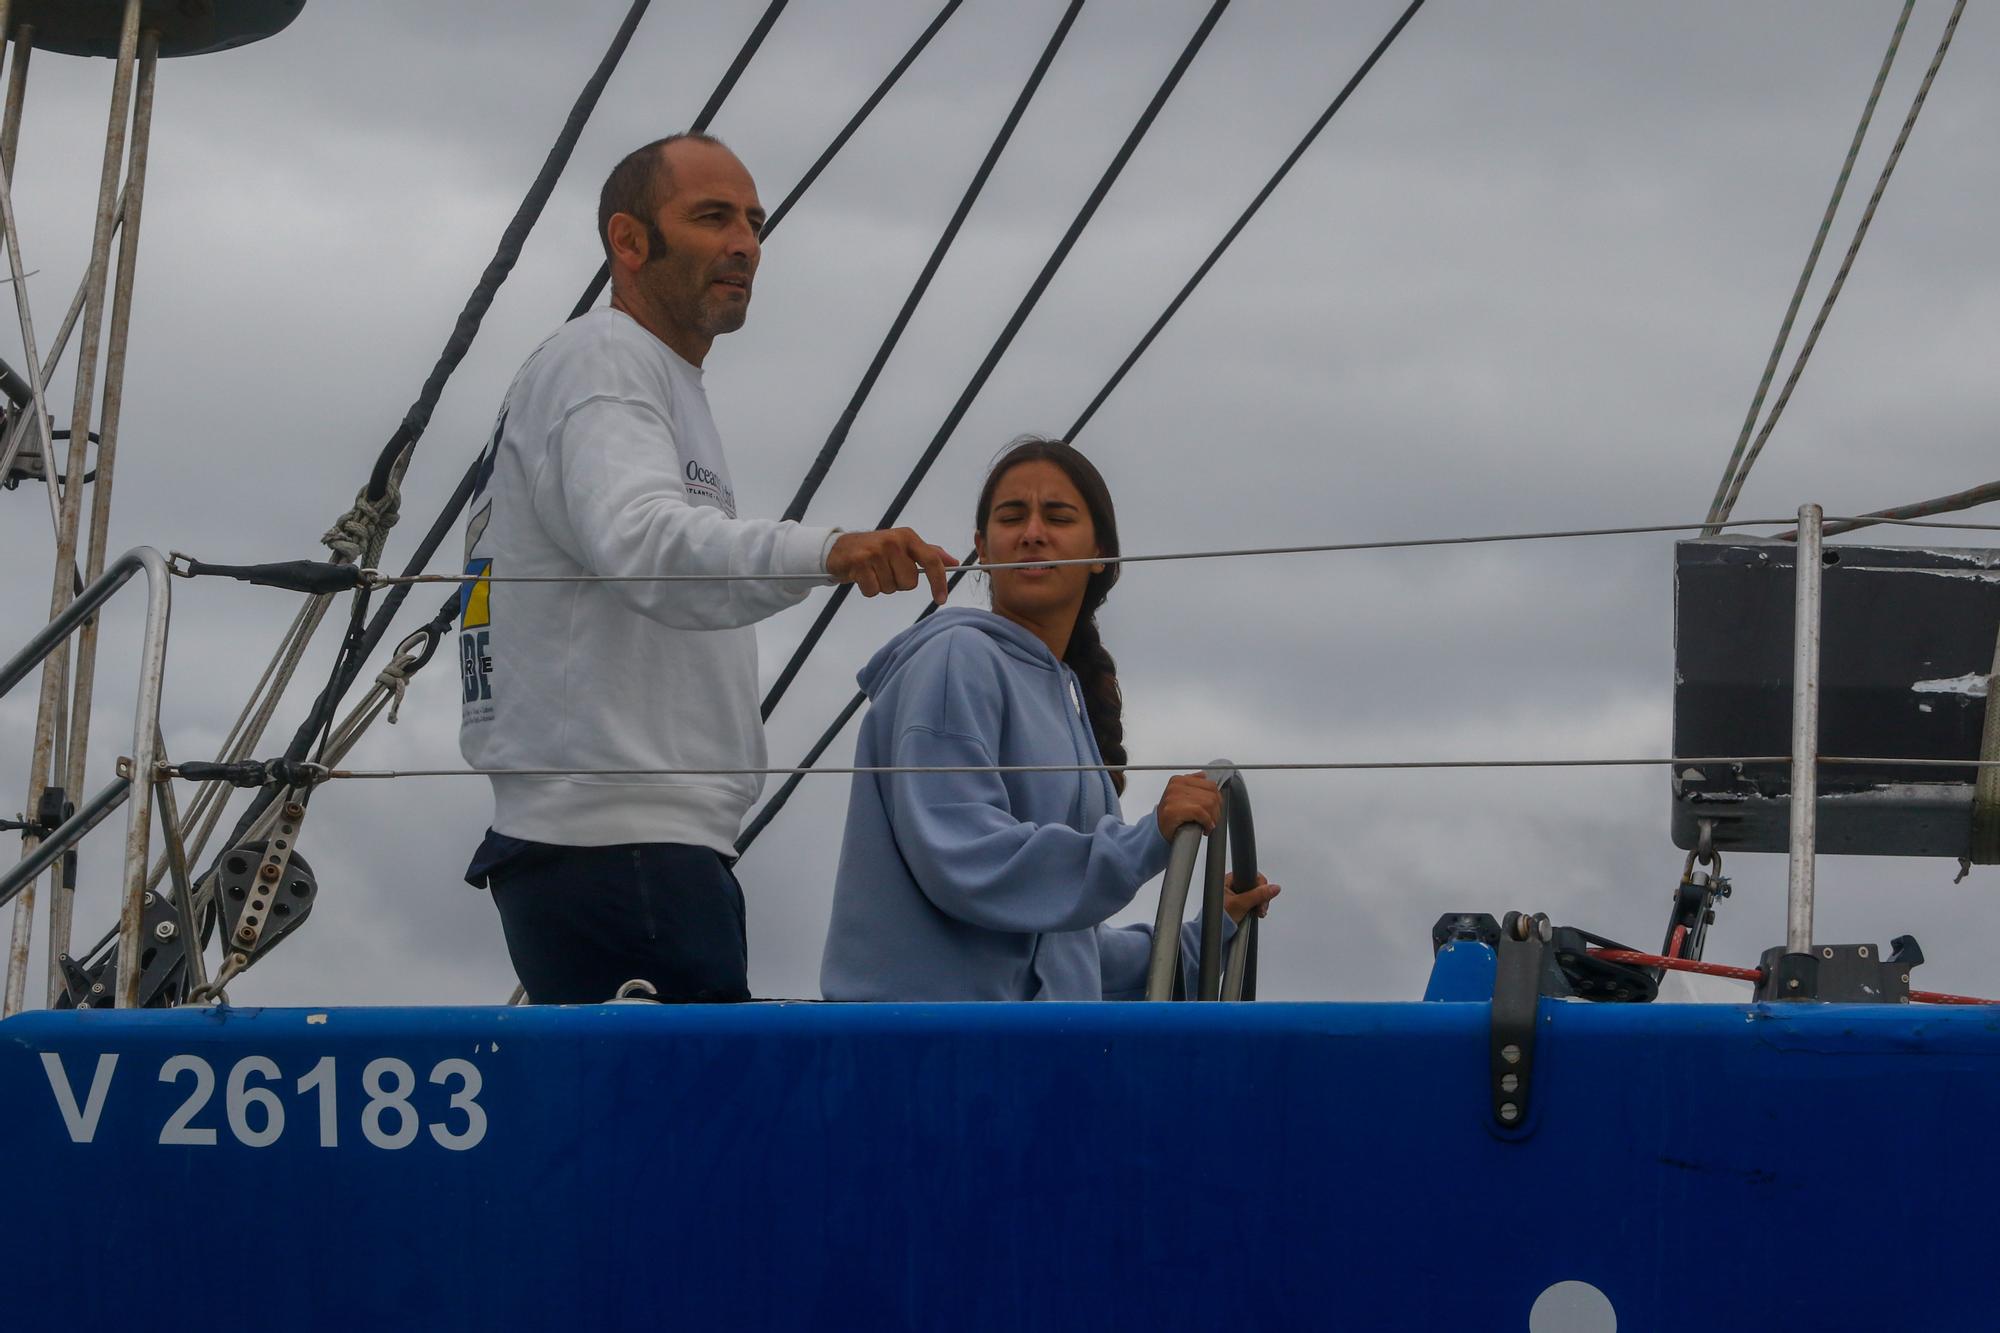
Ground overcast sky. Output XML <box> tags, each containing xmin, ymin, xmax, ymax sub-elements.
<box><xmin>2</xmin><ymin>1</ymin><xmax>1997</xmax><ymax>1009</ymax></box>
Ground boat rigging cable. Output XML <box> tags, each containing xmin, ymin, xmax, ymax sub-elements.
<box><xmin>139</xmin><ymin>754</ymin><xmax>2000</xmax><ymax>788</ymax></box>
<box><xmin>738</xmin><ymin>0</ymin><xmax>1429</xmax><ymax>852</ymax></box>
<box><xmin>182</xmin><ymin>513</ymin><xmax>2000</xmax><ymax>593</ymax></box>
<box><xmin>756</xmin><ymin>0</ymin><xmax>962</xmax><ymax>241</ymax></box>
<box><xmin>754</xmin><ymin>0</ymin><xmax>1235</xmax><ymax>720</ymax></box>
<box><xmin>1703</xmin><ymin>0</ymin><xmax>1966</xmax><ymax>531</ymax></box>
<box><xmin>777</xmin><ymin>0</ymin><xmax>1085</xmax><ymax>526</ymax></box>
<box><xmin>240</xmin><ymin>757</ymin><xmax>2000</xmax><ymax>780</ymax></box>
<box><xmin>169</xmin><ymin>512</ymin><xmax>2000</xmax><ymax>607</ymax></box>
<box><xmin>1700</xmin><ymin>0</ymin><xmax>1912</xmax><ymax>534</ymax></box>
<box><xmin>1821</xmin><ymin>479</ymin><xmax>2000</xmax><ymax>539</ymax></box>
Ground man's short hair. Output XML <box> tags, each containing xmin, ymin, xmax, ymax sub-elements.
<box><xmin>597</xmin><ymin>132</ymin><xmax>726</xmax><ymax>263</ymax></box>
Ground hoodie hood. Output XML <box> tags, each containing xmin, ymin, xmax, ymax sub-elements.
<box><xmin>856</xmin><ymin>607</ymin><xmax>1060</xmax><ymax>699</ymax></box>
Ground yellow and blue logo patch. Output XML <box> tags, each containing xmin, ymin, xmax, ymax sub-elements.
<box><xmin>460</xmin><ymin>558</ymin><xmax>493</xmax><ymax>629</ymax></box>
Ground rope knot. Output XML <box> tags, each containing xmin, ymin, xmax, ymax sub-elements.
<box><xmin>376</xmin><ymin>653</ymin><xmax>416</xmax><ymax>725</ymax></box>
<box><xmin>321</xmin><ymin>480</ymin><xmax>402</xmax><ymax>565</ymax></box>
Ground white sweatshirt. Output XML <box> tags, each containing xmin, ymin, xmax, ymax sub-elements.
<box><xmin>458</xmin><ymin>309</ymin><xmax>838</xmax><ymax>854</ymax></box>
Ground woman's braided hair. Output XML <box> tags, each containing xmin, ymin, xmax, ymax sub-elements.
<box><xmin>975</xmin><ymin>437</ymin><xmax>1127</xmax><ymax>794</ymax></box>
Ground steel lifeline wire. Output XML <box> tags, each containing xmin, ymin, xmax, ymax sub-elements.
<box><xmin>168</xmin><ymin>756</ymin><xmax>2000</xmax><ymax>784</ymax></box>
<box><xmin>281</xmin><ymin>516</ymin><xmax>1885</xmax><ymax>588</ymax></box>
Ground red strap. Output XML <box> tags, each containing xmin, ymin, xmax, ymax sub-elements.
<box><xmin>1588</xmin><ymin>946</ymin><xmax>1996</xmax><ymax>1004</ymax></box>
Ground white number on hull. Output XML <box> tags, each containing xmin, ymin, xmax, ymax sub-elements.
<box><xmin>35</xmin><ymin>1052</ymin><xmax>488</xmax><ymax>1150</ymax></box>
<box><xmin>41</xmin><ymin>1052</ymin><xmax>119</xmax><ymax>1144</ymax></box>
<box><xmin>159</xmin><ymin>1054</ymin><xmax>218</xmax><ymax>1145</ymax></box>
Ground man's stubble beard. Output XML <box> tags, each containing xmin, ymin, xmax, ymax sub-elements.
<box><xmin>705</xmin><ymin>299</ymin><xmax>749</xmax><ymax>337</ymax></box>
<box><xmin>643</xmin><ymin>253</ymin><xmax>750</xmax><ymax>341</ymax></box>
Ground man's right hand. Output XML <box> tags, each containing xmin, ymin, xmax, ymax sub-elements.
<box><xmin>1155</xmin><ymin>772</ymin><xmax>1223</xmax><ymax>841</ymax></box>
<box><xmin>826</xmin><ymin>528</ymin><xmax>955</xmax><ymax>603</ymax></box>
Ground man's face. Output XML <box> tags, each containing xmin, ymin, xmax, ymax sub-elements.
<box><xmin>631</xmin><ymin>141</ymin><xmax>764</xmax><ymax>345</ymax></box>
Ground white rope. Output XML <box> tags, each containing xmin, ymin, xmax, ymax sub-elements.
<box><xmin>1704</xmin><ymin>0</ymin><xmax>1916</xmax><ymax>531</ymax></box>
<box><xmin>1709</xmin><ymin>0</ymin><xmax>1969</xmax><ymax>528</ymax></box>
<box><xmin>320</xmin><ymin>477</ymin><xmax>402</xmax><ymax>565</ymax></box>
<box><xmin>374</xmin><ymin>648</ymin><xmax>419</xmax><ymax>725</ymax></box>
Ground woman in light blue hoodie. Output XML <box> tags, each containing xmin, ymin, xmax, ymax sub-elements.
<box><xmin>820</xmin><ymin>438</ymin><xmax>1278</xmax><ymax>1001</ymax></box>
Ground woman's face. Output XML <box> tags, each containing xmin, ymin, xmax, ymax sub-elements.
<box><xmin>976</xmin><ymin>459</ymin><xmax>1102</xmax><ymax>625</ymax></box>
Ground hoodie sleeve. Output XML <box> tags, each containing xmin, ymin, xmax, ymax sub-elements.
<box><xmin>881</xmin><ymin>636</ymin><xmax>1172</xmax><ymax>935</ymax></box>
<box><xmin>529</xmin><ymin>337</ymin><xmax>836</xmax><ymax>630</ymax></box>
<box><xmin>1095</xmin><ymin>917</ymin><xmax>1236</xmax><ymax>1001</ymax></box>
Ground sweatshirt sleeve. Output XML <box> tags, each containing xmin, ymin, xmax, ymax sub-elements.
<box><xmin>1096</xmin><ymin>917</ymin><xmax>1236</xmax><ymax>1001</ymax></box>
<box><xmin>881</xmin><ymin>640</ymin><xmax>1172</xmax><ymax>934</ymax></box>
<box><xmin>539</xmin><ymin>393</ymin><xmax>837</xmax><ymax>631</ymax></box>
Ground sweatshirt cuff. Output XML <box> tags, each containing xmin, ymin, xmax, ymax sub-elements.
<box><xmin>1134</xmin><ymin>817</ymin><xmax>1174</xmax><ymax>881</ymax></box>
<box><xmin>778</xmin><ymin>523</ymin><xmax>841</xmax><ymax>581</ymax></box>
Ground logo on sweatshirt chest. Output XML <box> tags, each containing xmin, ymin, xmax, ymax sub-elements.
<box><xmin>683</xmin><ymin>460</ymin><xmax>737</xmax><ymax>517</ymax></box>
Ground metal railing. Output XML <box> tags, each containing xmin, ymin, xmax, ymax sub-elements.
<box><xmin>0</xmin><ymin>546</ymin><xmax>170</xmax><ymax>1008</ymax></box>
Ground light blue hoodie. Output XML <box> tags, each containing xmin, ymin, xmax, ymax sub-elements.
<box><xmin>819</xmin><ymin>608</ymin><xmax>1219</xmax><ymax>1001</ymax></box>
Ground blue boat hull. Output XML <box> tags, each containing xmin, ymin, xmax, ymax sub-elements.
<box><xmin>6</xmin><ymin>994</ymin><xmax>1997</xmax><ymax>1329</ymax></box>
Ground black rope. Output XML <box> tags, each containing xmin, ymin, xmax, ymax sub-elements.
<box><xmin>779</xmin><ymin>0</ymin><xmax>1085</xmax><ymax>525</ymax></box>
<box><xmin>761</xmin><ymin>0</ymin><xmax>964</xmax><ymax>241</ymax></box>
<box><xmin>758</xmin><ymin>0</ymin><xmax>1234</xmax><ymax>723</ymax></box>
<box><xmin>1065</xmin><ymin>0</ymin><xmax>1429</xmax><ymax>438</ymax></box>
<box><xmin>739</xmin><ymin>0</ymin><xmax>1429</xmax><ymax>854</ymax></box>
<box><xmin>567</xmin><ymin>0</ymin><xmax>793</xmax><ymax>320</ymax></box>
<box><xmin>364</xmin><ymin>0</ymin><xmax>654</xmax><ymax>502</ymax></box>
<box><xmin>740</xmin><ymin>544</ymin><xmax>978</xmax><ymax>852</ymax></box>
<box><xmin>0</xmin><ymin>352</ymin><xmax>30</xmax><ymax>408</ymax></box>
<box><xmin>181</xmin><ymin>558</ymin><xmax>366</xmax><ymax>596</ymax></box>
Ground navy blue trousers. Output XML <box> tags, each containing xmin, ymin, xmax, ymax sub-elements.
<box><xmin>467</xmin><ymin>832</ymin><xmax>750</xmax><ymax>1004</ymax></box>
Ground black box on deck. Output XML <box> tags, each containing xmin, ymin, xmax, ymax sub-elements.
<box><xmin>1673</xmin><ymin>538</ymin><xmax>2000</xmax><ymax>858</ymax></box>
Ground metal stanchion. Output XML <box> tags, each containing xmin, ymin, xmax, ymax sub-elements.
<box><xmin>1787</xmin><ymin>502</ymin><xmax>1823</xmax><ymax>955</ymax></box>
<box><xmin>51</xmin><ymin>21</ymin><xmax>157</xmax><ymax>999</ymax></box>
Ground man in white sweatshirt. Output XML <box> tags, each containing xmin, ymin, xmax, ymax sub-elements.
<box><xmin>459</xmin><ymin>134</ymin><xmax>952</xmax><ymax>1004</ymax></box>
